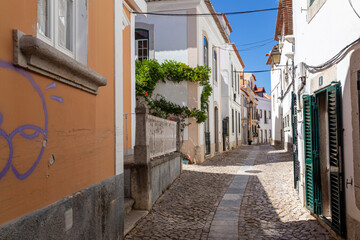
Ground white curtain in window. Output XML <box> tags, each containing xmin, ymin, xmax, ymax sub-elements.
<box><xmin>37</xmin><ymin>0</ymin><xmax>50</xmax><ymax>38</ymax></box>
<box><xmin>58</xmin><ymin>0</ymin><xmax>73</xmax><ymax>51</ymax></box>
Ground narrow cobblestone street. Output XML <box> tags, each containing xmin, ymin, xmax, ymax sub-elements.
<box><xmin>125</xmin><ymin>145</ymin><xmax>334</xmax><ymax>240</ymax></box>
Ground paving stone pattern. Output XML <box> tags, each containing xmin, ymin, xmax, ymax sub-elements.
<box><xmin>238</xmin><ymin>145</ymin><xmax>334</xmax><ymax>240</ymax></box>
<box><xmin>125</xmin><ymin>147</ymin><xmax>251</xmax><ymax>240</ymax></box>
<box><xmin>208</xmin><ymin>148</ymin><xmax>259</xmax><ymax>240</ymax></box>
<box><xmin>125</xmin><ymin>145</ymin><xmax>334</xmax><ymax>240</ymax></box>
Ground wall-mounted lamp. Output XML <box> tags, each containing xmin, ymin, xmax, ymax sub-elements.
<box><xmin>271</xmin><ymin>47</ymin><xmax>281</xmax><ymax>66</ymax></box>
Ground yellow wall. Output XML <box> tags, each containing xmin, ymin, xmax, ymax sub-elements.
<box><xmin>0</xmin><ymin>1</ymin><xmax>115</xmax><ymax>225</ymax></box>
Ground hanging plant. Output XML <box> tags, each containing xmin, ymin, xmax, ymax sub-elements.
<box><xmin>136</xmin><ymin>59</ymin><xmax>212</xmax><ymax>123</ymax></box>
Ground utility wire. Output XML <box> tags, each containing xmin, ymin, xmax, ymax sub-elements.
<box><xmin>236</xmin><ymin>38</ymin><xmax>274</xmax><ymax>46</ymax></box>
<box><xmin>348</xmin><ymin>0</ymin><xmax>360</xmax><ymax>19</ymax></box>
<box><xmin>215</xmin><ymin>40</ymin><xmax>274</xmax><ymax>52</ymax></box>
<box><xmin>304</xmin><ymin>37</ymin><xmax>360</xmax><ymax>73</ymax></box>
<box><xmin>237</xmin><ymin>40</ymin><xmax>274</xmax><ymax>51</ymax></box>
<box><xmin>133</xmin><ymin>7</ymin><xmax>284</xmax><ymax>16</ymax></box>
<box><xmin>241</xmin><ymin>70</ymin><xmax>272</xmax><ymax>73</ymax></box>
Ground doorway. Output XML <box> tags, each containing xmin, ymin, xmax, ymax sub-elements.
<box><xmin>303</xmin><ymin>82</ymin><xmax>346</xmax><ymax>237</ymax></box>
<box><xmin>214</xmin><ymin>107</ymin><xmax>219</xmax><ymax>153</ymax></box>
<box><xmin>235</xmin><ymin>110</ymin><xmax>238</xmax><ymax>147</ymax></box>
<box><xmin>205</xmin><ymin>104</ymin><xmax>210</xmax><ymax>155</ymax></box>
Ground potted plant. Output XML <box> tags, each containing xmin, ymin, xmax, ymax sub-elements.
<box><xmin>182</xmin><ymin>153</ymin><xmax>192</xmax><ymax>164</ymax></box>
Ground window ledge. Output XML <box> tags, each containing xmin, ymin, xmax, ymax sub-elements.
<box><xmin>13</xmin><ymin>30</ymin><xmax>107</xmax><ymax>95</ymax></box>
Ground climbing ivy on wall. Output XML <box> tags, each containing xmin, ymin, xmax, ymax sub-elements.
<box><xmin>136</xmin><ymin>59</ymin><xmax>212</xmax><ymax>123</ymax></box>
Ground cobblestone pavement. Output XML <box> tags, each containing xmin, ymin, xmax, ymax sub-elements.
<box><xmin>125</xmin><ymin>147</ymin><xmax>251</xmax><ymax>240</ymax></box>
<box><xmin>238</xmin><ymin>145</ymin><xmax>334</xmax><ymax>240</ymax></box>
<box><xmin>125</xmin><ymin>145</ymin><xmax>334</xmax><ymax>240</ymax></box>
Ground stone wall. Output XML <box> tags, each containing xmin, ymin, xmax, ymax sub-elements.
<box><xmin>125</xmin><ymin>101</ymin><xmax>182</xmax><ymax>210</ymax></box>
<box><xmin>0</xmin><ymin>174</ymin><xmax>124</xmax><ymax>240</ymax></box>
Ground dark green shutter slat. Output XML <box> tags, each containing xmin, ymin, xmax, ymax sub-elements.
<box><xmin>326</xmin><ymin>83</ymin><xmax>346</xmax><ymax>236</ymax></box>
<box><xmin>303</xmin><ymin>94</ymin><xmax>321</xmax><ymax>214</ymax></box>
<box><xmin>303</xmin><ymin>95</ymin><xmax>315</xmax><ymax>212</ymax></box>
<box><xmin>292</xmin><ymin>92</ymin><xmax>299</xmax><ymax>189</ymax></box>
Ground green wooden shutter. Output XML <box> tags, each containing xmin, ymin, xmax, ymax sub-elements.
<box><xmin>303</xmin><ymin>95</ymin><xmax>316</xmax><ymax>212</ymax></box>
<box><xmin>327</xmin><ymin>83</ymin><xmax>346</xmax><ymax>236</ymax></box>
<box><xmin>310</xmin><ymin>0</ymin><xmax>315</xmax><ymax>6</ymax></box>
<box><xmin>292</xmin><ymin>93</ymin><xmax>299</xmax><ymax>189</ymax></box>
<box><xmin>303</xmin><ymin>95</ymin><xmax>321</xmax><ymax>214</ymax></box>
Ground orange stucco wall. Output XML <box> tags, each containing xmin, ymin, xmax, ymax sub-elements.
<box><xmin>123</xmin><ymin>5</ymin><xmax>133</xmax><ymax>153</ymax></box>
<box><xmin>0</xmin><ymin>1</ymin><xmax>115</xmax><ymax>225</ymax></box>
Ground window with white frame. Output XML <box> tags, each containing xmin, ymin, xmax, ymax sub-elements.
<box><xmin>213</xmin><ymin>49</ymin><xmax>217</xmax><ymax>83</ymax></box>
<box><xmin>264</xmin><ymin>110</ymin><xmax>267</xmax><ymax>121</ymax></box>
<box><xmin>204</xmin><ymin>36</ymin><xmax>208</xmax><ymax>66</ymax></box>
<box><xmin>37</xmin><ymin>0</ymin><xmax>75</xmax><ymax>56</ymax></box>
<box><xmin>135</xmin><ymin>29</ymin><xmax>149</xmax><ymax>61</ymax></box>
<box><xmin>269</xmin><ymin>111</ymin><xmax>271</xmax><ymax>119</ymax></box>
<box><xmin>260</xmin><ymin>110</ymin><xmax>262</xmax><ymax>119</ymax></box>
<box><xmin>234</xmin><ymin>69</ymin><xmax>237</xmax><ymax>92</ymax></box>
<box><xmin>231</xmin><ymin>64</ymin><xmax>234</xmax><ymax>89</ymax></box>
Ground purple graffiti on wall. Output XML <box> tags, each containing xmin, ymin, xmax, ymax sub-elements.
<box><xmin>0</xmin><ymin>60</ymin><xmax>48</xmax><ymax>180</ymax></box>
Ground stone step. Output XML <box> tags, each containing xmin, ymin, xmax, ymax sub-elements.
<box><xmin>124</xmin><ymin>210</ymin><xmax>149</xmax><ymax>236</ymax></box>
<box><xmin>124</xmin><ymin>198</ymin><xmax>135</xmax><ymax>215</ymax></box>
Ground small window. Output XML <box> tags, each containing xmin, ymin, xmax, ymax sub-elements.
<box><xmin>204</xmin><ymin>36</ymin><xmax>208</xmax><ymax>66</ymax></box>
<box><xmin>135</xmin><ymin>29</ymin><xmax>149</xmax><ymax>61</ymax></box>
<box><xmin>213</xmin><ymin>49</ymin><xmax>217</xmax><ymax>82</ymax></box>
<box><xmin>260</xmin><ymin>110</ymin><xmax>262</xmax><ymax>118</ymax></box>
<box><xmin>233</xmin><ymin>69</ymin><xmax>237</xmax><ymax>92</ymax></box>
<box><xmin>37</xmin><ymin>0</ymin><xmax>75</xmax><ymax>56</ymax></box>
<box><xmin>269</xmin><ymin>111</ymin><xmax>271</xmax><ymax>119</ymax></box>
<box><xmin>231</xmin><ymin>64</ymin><xmax>234</xmax><ymax>89</ymax></box>
<box><xmin>264</xmin><ymin>110</ymin><xmax>267</xmax><ymax>120</ymax></box>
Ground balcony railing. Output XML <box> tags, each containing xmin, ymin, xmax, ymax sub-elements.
<box><xmin>148</xmin><ymin>115</ymin><xmax>178</xmax><ymax>158</ymax></box>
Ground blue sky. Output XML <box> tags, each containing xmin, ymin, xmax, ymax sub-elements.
<box><xmin>212</xmin><ymin>0</ymin><xmax>279</xmax><ymax>93</ymax></box>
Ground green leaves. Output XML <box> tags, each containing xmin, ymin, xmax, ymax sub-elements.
<box><xmin>136</xmin><ymin>59</ymin><xmax>212</xmax><ymax>123</ymax></box>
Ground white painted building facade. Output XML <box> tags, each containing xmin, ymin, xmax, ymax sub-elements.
<box><xmin>269</xmin><ymin>0</ymin><xmax>360</xmax><ymax>238</ymax></box>
<box><xmin>268</xmin><ymin>40</ymin><xmax>295</xmax><ymax>151</ymax></box>
<box><xmin>220</xmin><ymin>43</ymin><xmax>245</xmax><ymax>150</ymax></box>
<box><xmin>135</xmin><ymin>0</ymin><xmax>230</xmax><ymax>162</ymax></box>
<box><xmin>256</xmin><ymin>95</ymin><xmax>272</xmax><ymax>144</ymax></box>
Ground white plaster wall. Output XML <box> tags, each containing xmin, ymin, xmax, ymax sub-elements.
<box><xmin>136</xmin><ymin>12</ymin><xmax>188</xmax><ymax>64</ymax></box>
<box><xmin>137</xmin><ymin>0</ymin><xmax>228</xmax><ymax>154</ymax></box>
<box><xmin>219</xmin><ymin>44</ymin><xmax>243</xmax><ymax>146</ymax></box>
<box><xmin>271</xmin><ymin>67</ymin><xmax>282</xmax><ymax>143</ymax></box>
<box><xmin>136</xmin><ymin>10</ymin><xmax>189</xmax><ymax>141</ymax></box>
<box><xmin>197</xmin><ymin>1</ymin><xmax>227</xmax><ymax>149</ymax></box>
<box><xmin>257</xmin><ymin>97</ymin><xmax>272</xmax><ymax>143</ymax></box>
<box><xmin>293</xmin><ymin>0</ymin><xmax>360</xmax><ymax>223</ymax></box>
